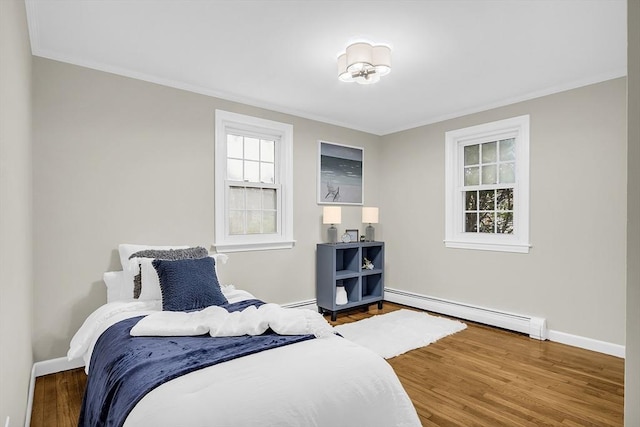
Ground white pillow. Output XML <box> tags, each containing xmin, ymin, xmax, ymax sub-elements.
<box><xmin>130</xmin><ymin>310</ymin><xmax>211</xmax><ymax>337</ymax></box>
<box><xmin>211</xmin><ymin>253</ymin><xmax>229</xmax><ymax>270</ymax></box>
<box><xmin>138</xmin><ymin>258</ymin><xmax>163</xmax><ymax>301</ymax></box>
<box><xmin>103</xmin><ymin>271</ymin><xmax>130</xmax><ymax>303</ymax></box>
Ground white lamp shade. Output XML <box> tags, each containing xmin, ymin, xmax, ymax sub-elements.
<box><xmin>337</xmin><ymin>42</ymin><xmax>391</xmax><ymax>84</ymax></box>
<box><xmin>362</xmin><ymin>207</ymin><xmax>379</xmax><ymax>224</ymax></box>
<box><xmin>372</xmin><ymin>45</ymin><xmax>391</xmax><ymax>76</ymax></box>
<box><xmin>323</xmin><ymin>206</ymin><xmax>342</xmax><ymax>224</ymax></box>
<box><xmin>346</xmin><ymin>42</ymin><xmax>373</xmax><ymax>72</ymax></box>
<box><xmin>337</xmin><ymin>53</ymin><xmax>352</xmax><ymax>82</ymax></box>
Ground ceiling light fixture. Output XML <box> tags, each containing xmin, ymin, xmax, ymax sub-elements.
<box><xmin>337</xmin><ymin>42</ymin><xmax>391</xmax><ymax>85</ymax></box>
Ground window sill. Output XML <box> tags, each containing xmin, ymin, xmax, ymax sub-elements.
<box><xmin>444</xmin><ymin>239</ymin><xmax>531</xmax><ymax>254</ymax></box>
<box><xmin>213</xmin><ymin>240</ymin><xmax>296</xmax><ymax>253</ymax></box>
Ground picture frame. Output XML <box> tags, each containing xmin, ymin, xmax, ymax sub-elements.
<box><xmin>346</xmin><ymin>229</ymin><xmax>359</xmax><ymax>242</ymax></box>
<box><xmin>317</xmin><ymin>140</ymin><xmax>364</xmax><ymax>205</ymax></box>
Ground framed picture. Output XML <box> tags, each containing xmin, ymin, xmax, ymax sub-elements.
<box><xmin>346</xmin><ymin>229</ymin><xmax>359</xmax><ymax>242</ymax></box>
<box><xmin>317</xmin><ymin>140</ymin><xmax>364</xmax><ymax>205</ymax></box>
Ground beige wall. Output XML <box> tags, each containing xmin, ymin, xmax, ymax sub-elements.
<box><xmin>0</xmin><ymin>0</ymin><xmax>34</xmax><ymax>424</ymax></box>
<box><xmin>380</xmin><ymin>78</ymin><xmax>627</xmax><ymax>345</ymax></box>
<box><xmin>626</xmin><ymin>0</ymin><xmax>639</xmax><ymax>424</ymax></box>
<box><xmin>32</xmin><ymin>48</ymin><xmax>628</xmax><ymax>364</ymax></box>
<box><xmin>32</xmin><ymin>57</ymin><xmax>628</xmax><ymax>361</ymax></box>
<box><xmin>32</xmin><ymin>58</ymin><xmax>381</xmax><ymax>361</ymax></box>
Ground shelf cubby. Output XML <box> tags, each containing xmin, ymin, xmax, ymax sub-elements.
<box><xmin>362</xmin><ymin>273</ymin><xmax>383</xmax><ymax>301</ymax></box>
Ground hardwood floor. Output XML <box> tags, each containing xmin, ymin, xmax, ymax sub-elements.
<box><xmin>31</xmin><ymin>302</ymin><xmax>624</xmax><ymax>426</ymax></box>
<box><xmin>31</xmin><ymin>368</ymin><xmax>86</xmax><ymax>427</ymax></box>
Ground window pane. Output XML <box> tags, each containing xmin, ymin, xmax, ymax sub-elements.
<box><xmin>229</xmin><ymin>186</ymin><xmax>245</xmax><ymax>209</ymax></box>
<box><xmin>465</xmin><ymin>213</ymin><xmax>478</xmax><ymax>232</ymax></box>
<box><xmin>244</xmin><ymin>161</ymin><xmax>259</xmax><ymax>182</ymax></box>
<box><xmin>245</xmin><ymin>137</ymin><xmax>260</xmax><ymax>161</ymax></box>
<box><xmin>227</xmin><ymin>134</ymin><xmax>243</xmax><ymax>159</ymax></box>
<box><xmin>227</xmin><ymin>159</ymin><xmax>243</xmax><ymax>181</ymax></box>
<box><xmin>500</xmin><ymin>138</ymin><xmax>515</xmax><ymax>161</ymax></box>
<box><xmin>479</xmin><ymin>212</ymin><xmax>494</xmax><ymax>233</ymax></box>
<box><xmin>246</xmin><ymin>187</ymin><xmax>262</xmax><ymax>209</ymax></box>
<box><xmin>263</xmin><ymin>188</ymin><xmax>276</xmax><ymax>210</ymax></box>
<box><xmin>482</xmin><ymin>164</ymin><xmax>497</xmax><ymax>184</ymax></box>
<box><xmin>246</xmin><ymin>211</ymin><xmax>262</xmax><ymax>234</ymax></box>
<box><xmin>261</xmin><ymin>162</ymin><xmax>274</xmax><ymax>184</ymax></box>
<box><xmin>229</xmin><ymin>211</ymin><xmax>245</xmax><ymax>235</ymax></box>
<box><xmin>499</xmin><ymin>162</ymin><xmax>515</xmax><ymax>184</ymax></box>
<box><xmin>262</xmin><ymin>211</ymin><xmax>277</xmax><ymax>233</ymax></box>
<box><xmin>496</xmin><ymin>212</ymin><xmax>514</xmax><ymax>234</ymax></box>
<box><xmin>464</xmin><ymin>145</ymin><xmax>479</xmax><ymax>165</ymax></box>
<box><xmin>465</xmin><ymin>191</ymin><xmax>477</xmax><ymax>210</ymax></box>
<box><xmin>479</xmin><ymin>190</ymin><xmax>495</xmax><ymax>210</ymax></box>
<box><xmin>261</xmin><ymin>139</ymin><xmax>275</xmax><ymax>162</ymax></box>
<box><xmin>464</xmin><ymin>167</ymin><xmax>479</xmax><ymax>185</ymax></box>
<box><xmin>496</xmin><ymin>188</ymin><xmax>514</xmax><ymax>210</ymax></box>
<box><xmin>482</xmin><ymin>141</ymin><xmax>497</xmax><ymax>163</ymax></box>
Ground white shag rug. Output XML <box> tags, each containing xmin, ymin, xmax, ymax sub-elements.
<box><xmin>334</xmin><ymin>309</ymin><xmax>467</xmax><ymax>359</ymax></box>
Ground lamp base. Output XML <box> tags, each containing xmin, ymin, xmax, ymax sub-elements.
<box><xmin>365</xmin><ymin>224</ymin><xmax>375</xmax><ymax>242</ymax></box>
<box><xmin>328</xmin><ymin>225</ymin><xmax>338</xmax><ymax>244</ymax></box>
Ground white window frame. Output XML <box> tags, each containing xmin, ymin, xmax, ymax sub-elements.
<box><xmin>444</xmin><ymin>115</ymin><xmax>531</xmax><ymax>253</ymax></box>
<box><xmin>214</xmin><ymin>110</ymin><xmax>294</xmax><ymax>252</ymax></box>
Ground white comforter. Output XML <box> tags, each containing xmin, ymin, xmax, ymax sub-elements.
<box><xmin>68</xmin><ymin>288</ymin><xmax>421</xmax><ymax>427</ymax></box>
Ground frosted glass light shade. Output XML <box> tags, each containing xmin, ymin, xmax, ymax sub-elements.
<box><xmin>362</xmin><ymin>207</ymin><xmax>379</xmax><ymax>224</ymax></box>
<box><xmin>323</xmin><ymin>206</ymin><xmax>342</xmax><ymax>224</ymax></box>
<box><xmin>355</xmin><ymin>72</ymin><xmax>379</xmax><ymax>85</ymax></box>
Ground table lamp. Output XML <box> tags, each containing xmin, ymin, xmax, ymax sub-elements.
<box><xmin>362</xmin><ymin>207</ymin><xmax>379</xmax><ymax>242</ymax></box>
<box><xmin>323</xmin><ymin>206</ymin><xmax>341</xmax><ymax>244</ymax></box>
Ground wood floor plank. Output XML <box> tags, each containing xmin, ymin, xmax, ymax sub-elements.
<box><xmin>42</xmin><ymin>374</ymin><xmax>58</xmax><ymax>427</ymax></box>
<box><xmin>32</xmin><ymin>302</ymin><xmax>624</xmax><ymax>427</ymax></box>
<box><xmin>30</xmin><ymin>368</ymin><xmax>45</xmax><ymax>427</ymax></box>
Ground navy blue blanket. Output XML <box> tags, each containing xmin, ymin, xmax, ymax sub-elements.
<box><xmin>78</xmin><ymin>299</ymin><xmax>314</xmax><ymax>427</ymax></box>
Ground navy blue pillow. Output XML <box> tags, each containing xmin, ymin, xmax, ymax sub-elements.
<box><xmin>152</xmin><ymin>257</ymin><xmax>228</xmax><ymax>311</ymax></box>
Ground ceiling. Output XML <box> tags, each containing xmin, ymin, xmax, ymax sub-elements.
<box><xmin>25</xmin><ymin>0</ymin><xmax>627</xmax><ymax>136</ymax></box>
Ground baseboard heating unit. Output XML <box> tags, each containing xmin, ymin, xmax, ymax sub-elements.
<box><xmin>384</xmin><ymin>287</ymin><xmax>547</xmax><ymax>340</ymax></box>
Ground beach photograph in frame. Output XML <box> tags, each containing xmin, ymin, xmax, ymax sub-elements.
<box><xmin>318</xmin><ymin>141</ymin><xmax>364</xmax><ymax>205</ymax></box>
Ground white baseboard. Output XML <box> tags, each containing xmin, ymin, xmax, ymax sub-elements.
<box><xmin>384</xmin><ymin>287</ymin><xmax>547</xmax><ymax>340</ymax></box>
<box><xmin>547</xmin><ymin>329</ymin><xmax>625</xmax><ymax>358</ymax></box>
<box><xmin>281</xmin><ymin>299</ymin><xmax>317</xmax><ymax>310</ymax></box>
<box><xmin>384</xmin><ymin>287</ymin><xmax>624</xmax><ymax>358</ymax></box>
<box><xmin>33</xmin><ymin>356</ymin><xmax>85</xmax><ymax>377</ymax></box>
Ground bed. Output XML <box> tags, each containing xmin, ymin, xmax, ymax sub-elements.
<box><xmin>67</xmin><ymin>244</ymin><xmax>421</xmax><ymax>427</ymax></box>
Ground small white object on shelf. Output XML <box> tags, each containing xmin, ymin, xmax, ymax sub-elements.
<box><xmin>336</xmin><ymin>285</ymin><xmax>348</xmax><ymax>305</ymax></box>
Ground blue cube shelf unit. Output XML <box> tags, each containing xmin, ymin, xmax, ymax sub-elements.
<box><xmin>316</xmin><ymin>241</ymin><xmax>384</xmax><ymax>321</ymax></box>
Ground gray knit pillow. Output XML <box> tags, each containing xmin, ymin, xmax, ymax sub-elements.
<box><xmin>129</xmin><ymin>246</ymin><xmax>209</xmax><ymax>298</ymax></box>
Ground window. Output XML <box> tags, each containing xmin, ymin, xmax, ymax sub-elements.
<box><xmin>214</xmin><ymin>110</ymin><xmax>294</xmax><ymax>252</ymax></box>
<box><xmin>445</xmin><ymin>115</ymin><xmax>530</xmax><ymax>253</ymax></box>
